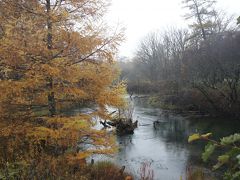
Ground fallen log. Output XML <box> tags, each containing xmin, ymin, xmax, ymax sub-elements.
<box><xmin>106</xmin><ymin>121</ymin><xmax>117</xmax><ymax>127</ymax></box>
<box><xmin>100</xmin><ymin>118</ymin><xmax>138</xmax><ymax>135</ymax></box>
<box><xmin>100</xmin><ymin>120</ymin><xmax>111</xmax><ymax>128</ymax></box>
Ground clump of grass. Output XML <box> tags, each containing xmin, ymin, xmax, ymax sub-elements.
<box><xmin>187</xmin><ymin>167</ymin><xmax>204</xmax><ymax>180</ymax></box>
<box><xmin>186</xmin><ymin>166</ymin><xmax>217</xmax><ymax>180</ymax></box>
<box><xmin>84</xmin><ymin>161</ymin><xmax>132</xmax><ymax>180</ymax></box>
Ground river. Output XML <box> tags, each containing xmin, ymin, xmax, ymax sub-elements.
<box><xmin>65</xmin><ymin>96</ymin><xmax>240</xmax><ymax>180</ymax></box>
<box><xmin>117</xmin><ymin>96</ymin><xmax>240</xmax><ymax>179</ymax></box>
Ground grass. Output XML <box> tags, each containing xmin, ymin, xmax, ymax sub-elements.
<box><xmin>83</xmin><ymin>161</ymin><xmax>133</xmax><ymax>180</ymax></box>
<box><xmin>186</xmin><ymin>166</ymin><xmax>217</xmax><ymax>180</ymax></box>
<box><xmin>0</xmin><ymin>160</ymin><xmax>133</xmax><ymax>180</ymax></box>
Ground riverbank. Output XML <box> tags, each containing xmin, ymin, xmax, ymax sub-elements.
<box><xmin>133</xmin><ymin>92</ymin><xmax>240</xmax><ymax>119</ymax></box>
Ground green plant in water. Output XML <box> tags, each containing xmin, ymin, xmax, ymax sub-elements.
<box><xmin>188</xmin><ymin>133</ymin><xmax>240</xmax><ymax>180</ymax></box>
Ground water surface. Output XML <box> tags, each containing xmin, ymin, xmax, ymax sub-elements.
<box><xmin>65</xmin><ymin>97</ymin><xmax>240</xmax><ymax>179</ymax></box>
<box><xmin>113</xmin><ymin>97</ymin><xmax>240</xmax><ymax>179</ymax></box>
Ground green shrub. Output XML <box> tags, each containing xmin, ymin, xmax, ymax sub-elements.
<box><xmin>189</xmin><ymin>133</ymin><xmax>240</xmax><ymax>180</ymax></box>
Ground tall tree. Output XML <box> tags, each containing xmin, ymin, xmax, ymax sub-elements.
<box><xmin>0</xmin><ymin>0</ymin><xmax>126</xmax><ymax>178</ymax></box>
<box><xmin>183</xmin><ymin>0</ymin><xmax>217</xmax><ymax>40</ymax></box>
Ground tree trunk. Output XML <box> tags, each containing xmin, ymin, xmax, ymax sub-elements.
<box><xmin>47</xmin><ymin>77</ymin><xmax>56</xmax><ymax>116</ymax></box>
<box><xmin>46</xmin><ymin>0</ymin><xmax>56</xmax><ymax>116</ymax></box>
<box><xmin>196</xmin><ymin>4</ymin><xmax>206</xmax><ymax>40</ymax></box>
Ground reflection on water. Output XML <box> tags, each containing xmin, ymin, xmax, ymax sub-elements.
<box><xmin>64</xmin><ymin>97</ymin><xmax>240</xmax><ymax>179</ymax></box>
<box><xmin>114</xmin><ymin>97</ymin><xmax>240</xmax><ymax>180</ymax></box>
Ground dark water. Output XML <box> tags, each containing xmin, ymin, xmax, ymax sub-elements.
<box><xmin>113</xmin><ymin>97</ymin><xmax>240</xmax><ymax>179</ymax></box>
<box><xmin>65</xmin><ymin>97</ymin><xmax>240</xmax><ymax>180</ymax></box>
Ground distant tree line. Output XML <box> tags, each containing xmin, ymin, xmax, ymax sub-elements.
<box><xmin>120</xmin><ymin>0</ymin><xmax>240</xmax><ymax>117</ymax></box>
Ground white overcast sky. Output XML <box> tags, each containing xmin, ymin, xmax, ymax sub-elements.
<box><xmin>105</xmin><ymin>0</ymin><xmax>240</xmax><ymax>58</ymax></box>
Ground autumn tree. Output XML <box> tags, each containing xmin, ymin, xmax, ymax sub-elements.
<box><xmin>0</xmin><ymin>0</ymin><xmax>126</xmax><ymax>178</ymax></box>
<box><xmin>183</xmin><ymin>0</ymin><xmax>218</xmax><ymax>40</ymax></box>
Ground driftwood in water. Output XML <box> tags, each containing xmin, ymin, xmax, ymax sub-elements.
<box><xmin>114</xmin><ymin>118</ymin><xmax>138</xmax><ymax>135</ymax></box>
<box><xmin>100</xmin><ymin>118</ymin><xmax>138</xmax><ymax>135</ymax></box>
<box><xmin>100</xmin><ymin>97</ymin><xmax>137</xmax><ymax>135</ymax></box>
<box><xmin>100</xmin><ymin>120</ymin><xmax>111</xmax><ymax>128</ymax></box>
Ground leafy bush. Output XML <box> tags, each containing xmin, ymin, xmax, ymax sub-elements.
<box><xmin>189</xmin><ymin>133</ymin><xmax>240</xmax><ymax>180</ymax></box>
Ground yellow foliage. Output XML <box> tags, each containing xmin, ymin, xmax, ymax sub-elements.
<box><xmin>0</xmin><ymin>0</ymin><xmax>125</xmax><ymax>178</ymax></box>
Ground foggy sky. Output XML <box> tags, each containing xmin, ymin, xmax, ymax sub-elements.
<box><xmin>105</xmin><ymin>0</ymin><xmax>240</xmax><ymax>58</ymax></box>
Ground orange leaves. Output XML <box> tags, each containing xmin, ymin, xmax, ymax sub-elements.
<box><xmin>67</xmin><ymin>152</ymin><xmax>91</xmax><ymax>162</ymax></box>
<box><xmin>0</xmin><ymin>0</ymin><xmax>125</xmax><ymax>178</ymax></box>
<box><xmin>28</xmin><ymin>126</ymin><xmax>58</xmax><ymax>141</ymax></box>
<box><xmin>56</xmin><ymin>87</ymin><xmax>88</xmax><ymax>100</ymax></box>
<box><xmin>97</xmin><ymin>82</ymin><xmax>127</xmax><ymax>108</ymax></box>
<box><xmin>0</xmin><ymin>0</ymin><xmax>125</xmax><ymax>114</ymax></box>
<box><xmin>40</xmin><ymin>64</ymin><xmax>61</xmax><ymax>77</ymax></box>
<box><xmin>26</xmin><ymin>116</ymin><xmax>90</xmax><ymax>146</ymax></box>
<box><xmin>0</xmin><ymin>122</ymin><xmax>32</xmax><ymax>138</ymax></box>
